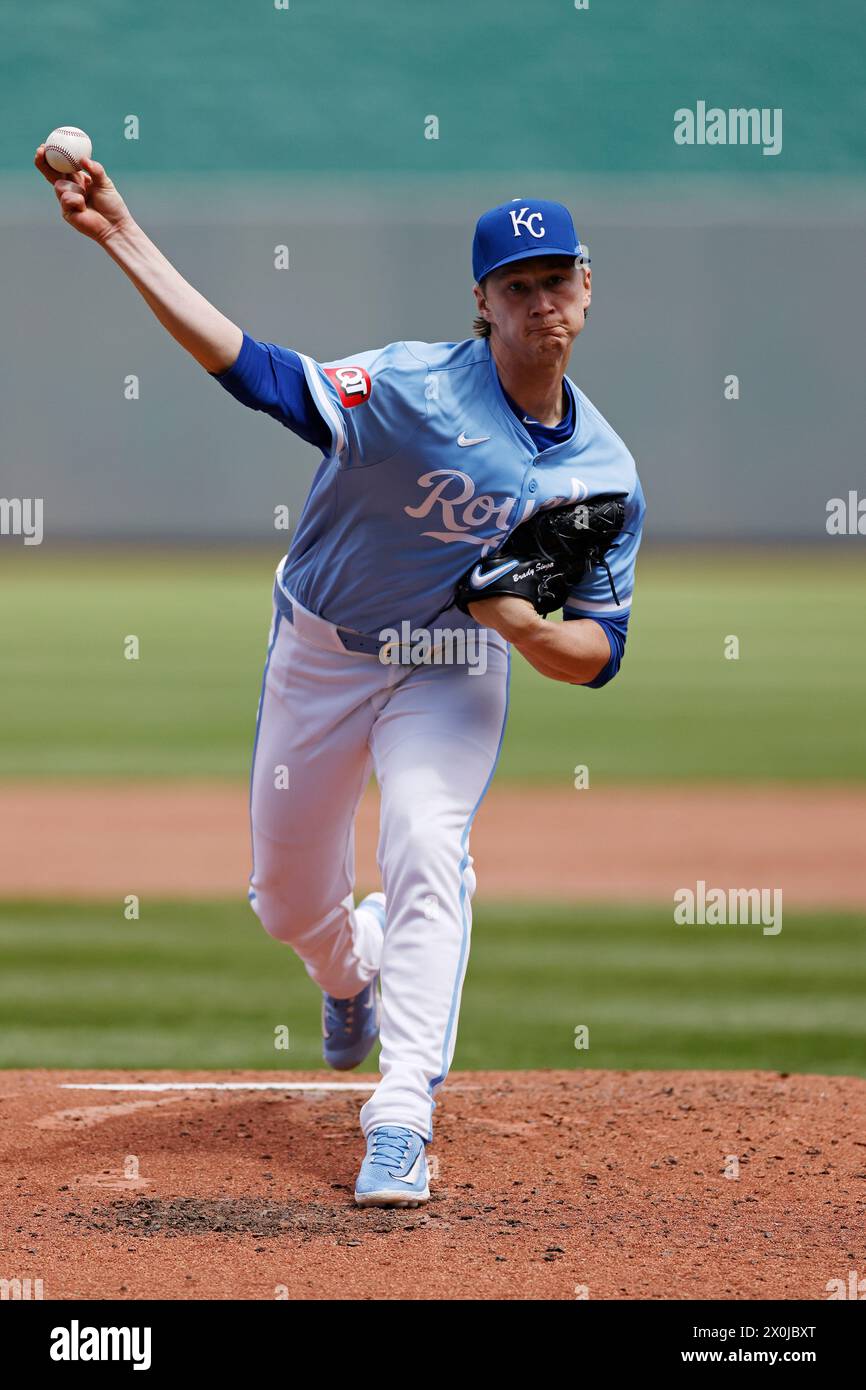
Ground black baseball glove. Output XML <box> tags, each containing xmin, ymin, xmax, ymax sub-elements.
<box><xmin>454</xmin><ymin>495</ymin><xmax>627</xmax><ymax>618</ymax></box>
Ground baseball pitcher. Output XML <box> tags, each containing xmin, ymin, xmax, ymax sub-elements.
<box><xmin>36</xmin><ymin>149</ymin><xmax>645</xmax><ymax>1207</ymax></box>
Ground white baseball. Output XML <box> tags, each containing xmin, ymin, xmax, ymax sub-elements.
<box><xmin>44</xmin><ymin>126</ymin><xmax>92</xmax><ymax>174</ymax></box>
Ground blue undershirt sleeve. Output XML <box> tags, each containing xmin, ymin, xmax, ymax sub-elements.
<box><xmin>209</xmin><ymin>332</ymin><xmax>331</xmax><ymax>452</ymax></box>
<box><xmin>564</xmin><ymin>609</ymin><xmax>630</xmax><ymax>688</ymax></box>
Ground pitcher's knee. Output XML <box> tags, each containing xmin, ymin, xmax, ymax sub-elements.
<box><xmin>249</xmin><ymin>885</ymin><xmax>290</xmax><ymax>943</ymax></box>
<box><xmin>381</xmin><ymin>802</ymin><xmax>465</xmax><ymax>868</ymax></box>
<box><xmin>249</xmin><ymin>881</ymin><xmax>330</xmax><ymax>946</ymax></box>
<box><xmin>379</xmin><ymin>807</ymin><xmax>478</xmax><ymax>914</ymax></box>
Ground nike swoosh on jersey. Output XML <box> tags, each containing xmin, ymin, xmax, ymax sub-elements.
<box><xmin>457</xmin><ymin>431</ymin><xmax>491</xmax><ymax>447</ymax></box>
<box><xmin>468</xmin><ymin>558</ymin><xmax>520</xmax><ymax>589</ymax></box>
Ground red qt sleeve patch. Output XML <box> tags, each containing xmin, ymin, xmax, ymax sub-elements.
<box><xmin>324</xmin><ymin>365</ymin><xmax>372</xmax><ymax>409</ymax></box>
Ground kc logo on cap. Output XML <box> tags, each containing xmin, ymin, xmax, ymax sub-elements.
<box><xmin>472</xmin><ymin>197</ymin><xmax>586</xmax><ymax>283</ymax></box>
<box><xmin>508</xmin><ymin>206</ymin><xmax>546</xmax><ymax>239</ymax></box>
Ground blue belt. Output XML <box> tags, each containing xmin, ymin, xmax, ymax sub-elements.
<box><xmin>273</xmin><ymin>582</ymin><xmax>394</xmax><ymax>658</ymax></box>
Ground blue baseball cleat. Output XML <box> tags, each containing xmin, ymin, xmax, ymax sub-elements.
<box><xmin>321</xmin><ymin>893</ymin><xmax>385</xmax><ymax>1071</ymax></box>
<box><xmin>354</xmin><ymin>1126</ymin><xmax>430</xmax><ymax>1208</ymax></box>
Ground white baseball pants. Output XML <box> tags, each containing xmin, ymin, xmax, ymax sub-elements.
<box><xmin>248</xmin><ymin>586</ymin><xmax>510</xmax><ymax>1143</ymax></box>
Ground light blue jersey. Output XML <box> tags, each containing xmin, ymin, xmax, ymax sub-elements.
<box><xmin>280</xmin><ymin>336</ymin><xmax>644</xmax><ymax>636</ymax></box>
<box><xmin>209</xmin><ymin>193</ymin><xmax>646</xmax><ymax>1165</ymax></box>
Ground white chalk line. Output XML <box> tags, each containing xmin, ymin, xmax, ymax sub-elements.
<box><xmin>60</xmin><ymin>1081</ymin><xmax>376</xmax><ymax>1093</ymax></box>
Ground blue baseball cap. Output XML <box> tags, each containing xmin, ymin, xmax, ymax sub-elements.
<box><xmin>472</xmin><ymin>198</ymin><xmax>590</xmax><ymax>283</ymax></box>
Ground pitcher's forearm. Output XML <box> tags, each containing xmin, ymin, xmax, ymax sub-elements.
<box><xmin>512</xmin><ymin>617</ymin><xmax>610</xmax><ymax>684</ymax></box>
<box><xmin>469</xmin><ymin>596</ymin><xmax>610</xmax><ymax>684</ymax></box>
<box><xmin>100</xmin><ymin>220</ymin><xmax>243</xmax><ymax>374</ymax></box>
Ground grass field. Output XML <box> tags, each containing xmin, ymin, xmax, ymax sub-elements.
<box><xmin>1</xmin><ymin>547</ymin><xmax>864</xmax><ymax>782</ymax></box>
<box><xmin>2</xmin><ymin>899</ymin><xmax>863</xmax><ymax>1075</ymax></box>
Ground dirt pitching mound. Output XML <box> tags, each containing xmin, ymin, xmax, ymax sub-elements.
<box><xmin>2</xmin><ymin>1068</ymin><xmax>864</xmax><ymax>1301</ymax></box>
